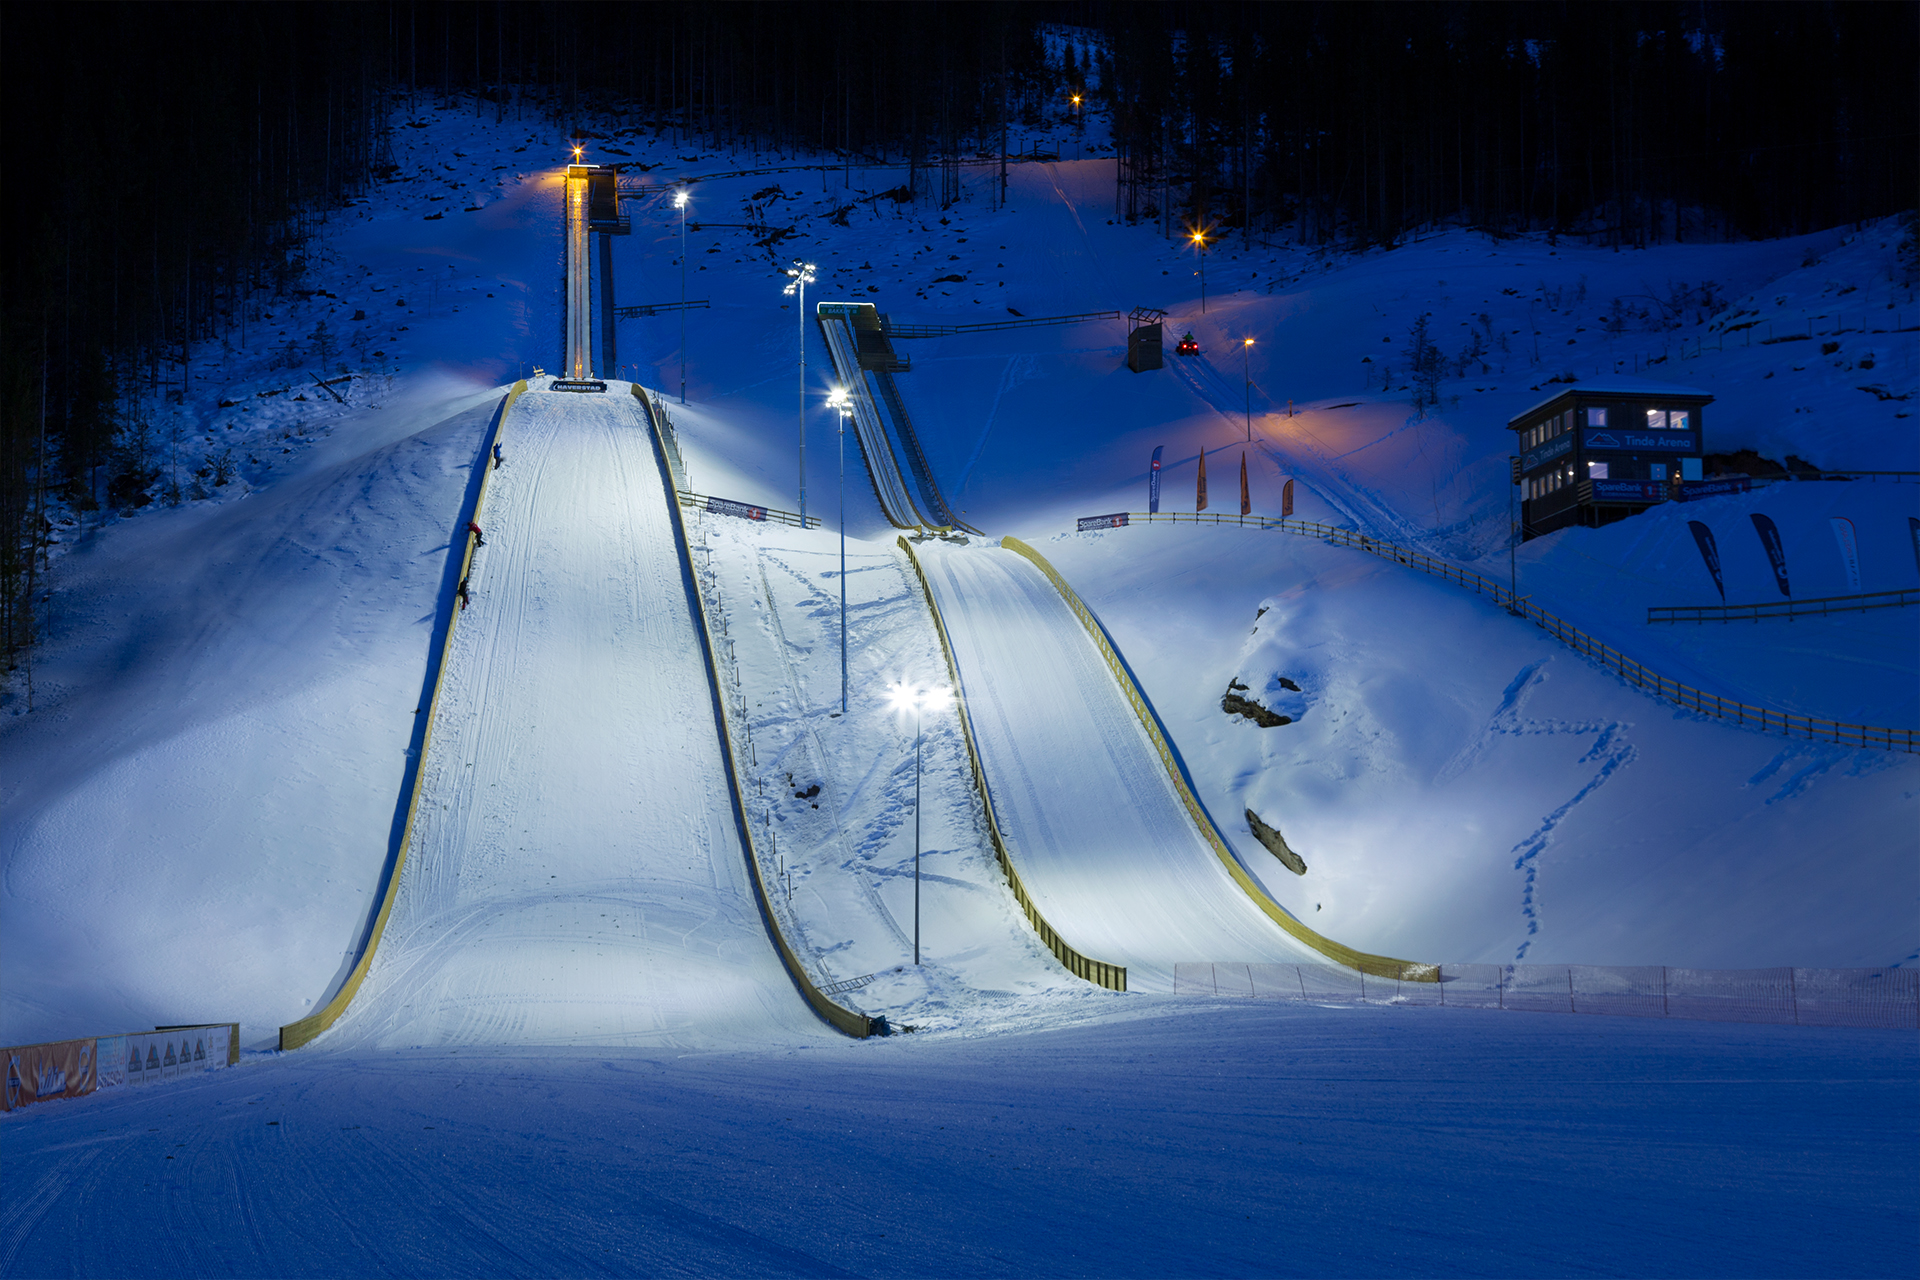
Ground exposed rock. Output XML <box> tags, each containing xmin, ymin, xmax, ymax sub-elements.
<box><xmin>1222</xmin><ymin>683</ymin><xmax>1290</xmax><ymax>727</ymax></box>
<box><xmin>1245</xmin><ymin>808</ymin><xmax>1307</xmax><ymax>875</ymax></box>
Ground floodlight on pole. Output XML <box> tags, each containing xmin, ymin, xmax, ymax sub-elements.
<box><xmin>827</xmin><ymin>386</ymin><xmax>852</xmax><ymax>715</ymax></box>
<box><xmin>782</xmin><ymin>261</ymin><xmax>818</xmax><ymax>523</ymax></box>
<box><xmin>675</xmin><ymin>188</ymin><xmax>690</xmax><ymax>404</ymax></box>
<box><xmin>887</xmin><ymin>680</ymin><xmax>950</xmax><ymax>966</ymax></box>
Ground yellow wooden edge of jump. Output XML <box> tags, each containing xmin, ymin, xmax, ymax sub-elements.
<box><xmin>999</xmin><ymin>536</ymin><xmax>1436</xmax><ymax>983</ymax></box>
<box><xmin>635</xmin><ymin>386</ymin><xmax>873</xmax><ymax>1038</ymax></box>
<box><xmin>279</xmin><ymin>381</ymin><xmax>529</xmax><ymax>1051</ymax></box>
<box><xmin>897</xmin><ymin>537</ymin><xmax>1126</xmax><ymax>992</ymax></box>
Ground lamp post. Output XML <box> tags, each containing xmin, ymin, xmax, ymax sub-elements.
<box><xmin>828</xmin><ymin>387</ymin><xmax>852</xmax><ymax>714</ymax></box>
<box><xmin>674</xmin><ymin>188</ymin><xmax>689</xmax><ymax>404</ymax></box>
<box><xmin>1242</xmin><ymin>337</ymin><xmax>1254</xmax><ymax>441</ymax></box>
<box><xmin>1190</xmin><ymin>229</ymin><xmax>1209</xmax><ymax>314</ymax></box>
<box><xmin>888</xmin><ymin>680</ymin><xmax>949</xmax><ymax>966</ymax></box>
<box><xmin>782</xmin><ymin>261</ymin><xmax>818</xmax><ymax>523</ymax></box>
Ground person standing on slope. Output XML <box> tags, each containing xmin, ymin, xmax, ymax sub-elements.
<box><xmin>492</xmin><ymin>442</ymin><xmax>503</xmax><ymax>469</ymax></box>
<box><xmin>456</xmin><ymin>578</ymin><xmax>471</xmax><ymax>610</ymax></box>
<box><xmin>467</xmin><ymin>520</ymin><xmax>485</xmax><ymax>547</ymax></box>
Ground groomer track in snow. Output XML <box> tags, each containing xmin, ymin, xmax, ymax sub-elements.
<box><xmin>314</xmin><ymin>387</ymin><xmax>828</xmax><ymax>1050</ymax></box>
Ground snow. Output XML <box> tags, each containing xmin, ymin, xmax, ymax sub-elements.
<box><xmin>1</xmin><ymin>93</ymin><xmax>1914</xmax><ymax>1274</ymax></box>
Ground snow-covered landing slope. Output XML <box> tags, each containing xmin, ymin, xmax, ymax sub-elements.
<box><xmin>320</xmin><ymin>389</ymin><xmax>825</xmax><ymax>1050</ymax></box>
<box><xmin>916</xmin><ymin>542</ymin><xmax>1325</xmax><ymax>990</ymax></box>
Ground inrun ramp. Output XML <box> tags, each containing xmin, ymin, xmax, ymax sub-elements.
<box><xmin>322</xmin><ymin>390</ymin><xmax>826</xmax><ymax>1049</ymax></box>
<box><xmin>915</xmin><ymin>542</ymin><xmax>1324</xmax><ymax>991</ymax></box>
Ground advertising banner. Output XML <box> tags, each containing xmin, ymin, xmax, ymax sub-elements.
<box><xmin>1281</xmin><ymin>478</ymin><xmax>1294</xmax><ymax>519</ymax></box>
<box><xmin>706</xmin><ymin>497</ymin><xmax>768</xmax><ymax>523</ymax></box>
<box><xmin>1076</xmin><ymin>513</ymin><xmax>1130</xmax><ymax>532</ymax></box>
<box><xmin>1582</xmin><ymin>427</ymin><xmax>1698</xmax><ymax>453</ymax></box>
<box><xmin>1196</xmin><ymin>447</ymin><xmax>1208</xmax><ymax>512</ymax></box>
<box><xmin>1588</xmin><ymin>479</ymin><xmax>1667</xmax><ymax>503</ymax></box>
<box><xmin>1239</xmin><ymin>453</ymin><xmax>1250</xmax><ymax>516</ymax></box>
<box><xmin>1829</xmin><ymin>517</ymin><xmax>1861</xmax><ymax>591</ymax></box>
<box><xmin>1148</xmin><ymin>446</ymin><xmax>1163</xmax><ymax>514</ymax></box>
<box><xmin>3</xmin><ymin>1039</ymin><xmax>98</xmax><ymax>1111</ymax></box>
<box><xmin>1749</xmin><ymin>514</ymin><xmax>1791</xmax><ymax>597</ymax></box>
<box><xmin>1678</xmin><ymin>477</ymin><xmax>1751</xmax><ymax>501</ymax></box>
<box><xmin>1687</xmin><ymin>521</ymin><xmax>1726</xmax><ymax>602</ymax></box>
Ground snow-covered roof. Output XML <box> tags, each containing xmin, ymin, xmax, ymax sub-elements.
<box><xmin>1510</xmin><ymin>377</ymin><xmax>1713</xmax><ymax>425</ymax></box>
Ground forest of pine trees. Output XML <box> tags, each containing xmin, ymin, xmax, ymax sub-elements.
<box><xmin>2</xmin><ymin>1</ymin><xmax>1913</xmax><ymax>676</ymax></box>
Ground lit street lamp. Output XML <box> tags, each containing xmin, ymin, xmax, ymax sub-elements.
<box><xmin>1243</xmin><ymin>337</ymin><xmax>1255</xmax><ymax>441</ymax></box>
<box><xmin>888</xmin><ymin>679</ymin><xmax>950</xmax><ymax>966</ymax></box>
<box><xmin>1190</xmin><ymin>228</ymin><xmax>1210</xmax><ymax>314</ymax></box>
<box><xmin>782</xmin><ymin>260</ymin><xmax>818</xmax><ymax>523</ymax></box>
<box><xmin>674</xmin><ymin>188</ymin><xmax>690</xmax><ymax>404</ymax></box>
<box><xmin>828</xmin><ymin>386</ymin><xmax>852</xmax><ymax>715</ymax></box>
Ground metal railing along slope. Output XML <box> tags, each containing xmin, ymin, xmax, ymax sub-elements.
<box><xmin>999</xmin><ymin>536</ymin><xmax>1436</xmax><ymax>983</ymax></box>
<box><xmin>1649</xmin><ymin>587</ymin><xmax>1917</xmax><ymax>624</ymax></box>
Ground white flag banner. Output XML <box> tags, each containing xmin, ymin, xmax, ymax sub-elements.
<box><xmin>1829</xmin><ymin>516</ymin><xmax>1861</xmax><ymax>592</ymax></box>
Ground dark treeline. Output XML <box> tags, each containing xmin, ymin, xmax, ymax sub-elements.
<box><xmin>2</xmin><ymin>2</ymin><xmax>1913</xmax><ymax>680</ymax></box>
<box><xmin>1091</xmin><ymin>1</ymin><xmax>1917</xmax><ymax>249</ymax></box>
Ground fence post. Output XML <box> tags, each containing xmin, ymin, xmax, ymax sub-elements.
<box><xmin>1662</xmin><ymin>966</ymin><xmax>1669</xmax><ymax>1017</ymax></box>
<box><xmin>1788</xmin><ymin>967</ymin><xmax>1799</xmax><ymax>1025</ymax></box>
<box><xmin>1568</xmin><ymin>967</ymin><xmax>1576</xmax><ymax>1014</ymax></box>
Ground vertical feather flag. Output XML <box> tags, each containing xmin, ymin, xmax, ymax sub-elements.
<box><xmin>1687</xmin><ymin>521</ymin><xmax>1725</xmax><ymax>602</ymax></box>
<box><xmin>1281</xmin><ymin>477</ymin><xmax>1294</xmax><ymax>518</ymax></box>
<box><xmin>1829</xmin><ymin>517</ymin><xmax>1861</xmax><ymax>591</ymax></box>
<box><xmin>1149</xmin><ymin>445</ymin><xmax>1163</xmax><ymax>514</ymax></box>
<box><xmin>1748</xmin><ymin>514</ymin><xmax>1791</xmax><ymax>597</ymax></box>
<box><xmin>1196</xmin><ymin>447</ymin><xmax>1208</xmax><ymax>511</ymax></box>
<box><xmin>1240</xmin><ymin>453</ymin><xmax>1250</xmax><ymax>516</ymax></box>
<box><xmin>1908</xmin><ymin>516</ymin><xmax>1919</xmax><ymax>577</ymax></box>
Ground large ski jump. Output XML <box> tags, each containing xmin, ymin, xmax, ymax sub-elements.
<box><xmin>320</xmin><ymin>390</ymin><xmax>827</xmax><ymax>1049</ymax></box>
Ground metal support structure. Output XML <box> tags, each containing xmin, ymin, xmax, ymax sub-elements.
<box><xmin>597</xmin><ymin>232</ymin><xmax>616</xmax><ymax>378</ymax></box>
<box><xmin>565</xmin><ymin>166</ymin><xmax>593</xmax><ymax>379</ymax></box>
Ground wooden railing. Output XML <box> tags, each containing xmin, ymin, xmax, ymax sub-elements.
<box><xmin>899</xmin><ymin>537</ymin><xmax>1126</xmax><ymax>991</ymax></box>
<box><xmin>1078</xmin><ymin>514</ymin><xmax>1917</xmax><ymax>754</ymax></box>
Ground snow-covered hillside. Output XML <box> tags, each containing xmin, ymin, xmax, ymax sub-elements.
<box><xmin>2</xmin><ymin>96</ymin><xmax>1915</xmax><ymax>1058</ymax></box>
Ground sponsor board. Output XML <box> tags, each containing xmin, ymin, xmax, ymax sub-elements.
<box><xmin>706</xmin><ymin>497</ymin><xmax>769</xmax><ymax>522</ymax></box>
<box><xmin>1678</xmin><ymin>477</ymin><xmax>1752</xmax><ymax>501</ymax></box>
<box><xmin>1521</xmin><ymin>433</ymin><xmax>1573</xmax><ymax>472</ymax></box>
<box><xmin>3</xmin><ymin>1038</ymin><xmax>97</xmax><ymax>1111</ymax></box>
<box><xmin>1583</xmin><ymin>428</ymin><xmax>1698</xmax><ymax>453</ymax></box>
<box><xmin>1588</xmin><ymin>479</ymin><xmax>1668</xmax><ymax>503</ymax></box>
<box><xmin>1077</xmin><ymin>512</ymin><xmax>1130</xmax><ymax>531</ymax></box>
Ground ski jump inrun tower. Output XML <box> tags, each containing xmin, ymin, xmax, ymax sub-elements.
<box><xmin>560</xmin><ymin>163</ymin><xmax>626</xmax><ymax>391</ymax></box>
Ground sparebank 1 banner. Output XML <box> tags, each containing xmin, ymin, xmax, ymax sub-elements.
<box><xmin>1281</xmin><ymin>478</ymin><xmax>1294</xmax><ymax>518</ymax></box>
<box><xmin>1687</xmin><ymin>521</ymin><xmax>1726</xmax><ymax>602</ymax></box>
<box><xmin>3</xmin><ymin>1038</ymin><xmax>97</xmax><ymax>1111</ymax></box>
<box><xmin>1829</xmin><ymin>517</ymin><xmax>1861</xmax><ymax>591</ymax></box>
<box><xmin>1148</xmin><ymin>446</ymin><xmax>1163</xmax><ymax>514</ymax></box>
<box><xmin>1239</xmin><ymin>453</ymin><xmax>1250</xmax><ymax>516</ymax></box>
<box><xmin>1196</xmin><ymin>447</ymin><xmax>1209</xmax><ymax>512</ymax></box>
<box><xmin>1749</xmin><ymin>513</ymin><xmax>1791</xmax><ymax>597</ymax></box>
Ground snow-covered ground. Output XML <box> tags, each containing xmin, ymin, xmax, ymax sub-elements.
<box><xmin>2</xmin><ymin>91</ymin><xmax>1915</xmax><ymax>1275</ymax></box>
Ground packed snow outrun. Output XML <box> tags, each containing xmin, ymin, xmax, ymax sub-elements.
<box><xmin>3</xmin><ymin>9</ymin><xmax>1916</xmax><ymax>1277</ymax></box>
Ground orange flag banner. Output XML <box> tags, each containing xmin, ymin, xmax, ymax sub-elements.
<box><xmin>1240</xmin><ymin>453</ymin><xmax>1250</xmax><ymax>515</ymax></box>
<box><xmin>1282</xmin><ymin>477</ymin><xmax>1295</xmax><ymax>518</ymax></box>
<box><xmin>1196</xmin><ymin>447</ymin><xmax>1208</xmax><ymax>511</ymax></box>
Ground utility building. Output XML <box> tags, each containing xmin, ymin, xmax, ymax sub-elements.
<box><xmin>1511</xmin><ymin>379</ymin><xmax>1714</xmax><ymax>539</ymax></box>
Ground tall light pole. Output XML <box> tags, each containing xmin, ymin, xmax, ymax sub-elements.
<box><xmin>783</xmin><ymin>261</ymin><xmax>817</xmax><ymax>523</ymax></box>
<box><xmin>1242</xmin><ymin>337</ymin><xmax>1255</xmax><ymax>441</ymax></box>
<box><xmin>674</xmin><ymin>188</ymin><xmax>689</xmax><ymax>404</ymax></box>
<box><xmin>888</xmin><ymin>680</ymin><xmax>949</xmax><ymax>966</ymax></box>
<box><xmin>828</xmin><ymin>386</ymin><xmax>852</xmax><ymax>715</ymax></box>
<box><xmin>1190</xmin><ymin>229</ymin><xmax>1210</xmax><ymax>314</ymax></box>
